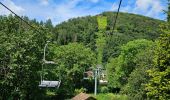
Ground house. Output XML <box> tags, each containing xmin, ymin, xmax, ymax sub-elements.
<box><xmin>83</xmin><ymin>71</ymin><xmax>94</xmax><ymax>79</ymax></box>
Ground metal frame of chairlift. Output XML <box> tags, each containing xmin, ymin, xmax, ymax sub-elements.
<box><xmin>39</xmin><ymin>41</ymin><xmax>61</xmax><ymax>88</ymax></box>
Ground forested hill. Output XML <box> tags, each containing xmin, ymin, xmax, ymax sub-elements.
<box><xmin>53</xmin><ymin>12</ymin><xmax>164</xmax><ymax>62</ymax></box>
<box><xmin>0</xmin><ymin>11</ymin><xmax>167</xmax><ymax>99</ymax></box>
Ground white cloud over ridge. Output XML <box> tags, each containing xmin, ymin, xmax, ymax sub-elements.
<box><xmin>49</xmin><ymin>0</ymin><xmax>85</xmax><ymax>24</ymax></box>
<box><xmin>0</xmin><ymin>0</ymin><xmax>166</xmax><ymax>25</ymax></box>
<box><xmin>111</xmin><ymin>0</ymin><xmax>165</xmax><ymax>19</ymax></box>
<box><xmin>47</xmin><ymin>0</ymin><xmax>102</xmax><ymax>25</ymax></box>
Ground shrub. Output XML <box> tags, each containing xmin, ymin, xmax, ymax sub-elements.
<box><xmin>100</xmin><ymin>86</ymin><xmax>109</xmax><ymax>93</ymax></box>
<box><xmin>74</xmin><ymin>88</ymin><xmax>87</xmax><ymax>95</ymax></box>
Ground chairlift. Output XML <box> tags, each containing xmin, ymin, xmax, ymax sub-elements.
<box><xmin>99</xmin><ymin>80</ymin><xmax>108</xmax><ymax>85</ymax></box>
<box><xmin>39</xmin><ymin>80</ymin><xmax>61</xmax><ymax>88</ymax></box>
<box><xmin>99</xmin><ymin>70</ymin><xmax>108</xmax><ymax>85</ymax></box>
<box><xmin>39</xmin><ymin>41</ymin><xmax>61</xmax><ymax>88</ymax></box>
<box><xmin>43</xmin><ymin>59</ymin><xmax>55</xmax><ymax>64</ymax></box>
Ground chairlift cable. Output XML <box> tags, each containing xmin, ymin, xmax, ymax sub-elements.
<box><xmin>108</xmin><ymin>0</ymin><xmax>123</xmax><ymax>59</ymax></box>
<box><xmin>112</xmin><ymin>0</ymin><xmax>123</xmax><ymax>31</ymax></box>
<box><xmin>0</xmin><ymin>2</ymin><xmax>43</xmax><ymax>34</ymax></box>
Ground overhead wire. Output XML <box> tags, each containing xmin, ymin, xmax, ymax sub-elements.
<box><xmin>0</xmin><ymin>1</ymin><xmax>43</xmax><ymax>34</ymax></box>
<box><xmin>112</xmin><ymin>0</ymin><xmax>123</xmax><ymax>31</ymax></box>
<box><xmin>107</xmin><ymin>0</ymin><xmax>123</xmax><ymax>60</ymax></box>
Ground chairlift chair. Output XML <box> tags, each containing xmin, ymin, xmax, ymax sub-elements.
<box><xmin>43</xmin><ymin>59</ymin><xmax>56</xmax><ymax>64</ymax></box>
<box><xmin>99</xmin><ymin>71</ymin><xmax>108</xmax><ymax>85</ymax></box>
<box><xmin>39</xmin><ymin>80</ymin><xmax>61</xmax><ymax>88</ymax></box>
<box><xmin>39</xmin><ymin>41</ymin><xmax>61</xmax><ymax>88</ymax></box>
<box><xmin>99</xmin><ymin>80</ymin><xmax>108</xmax><ymax>85</ymax></box>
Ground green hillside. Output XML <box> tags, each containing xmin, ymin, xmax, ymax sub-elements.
<box><xmin>53</xmin><ymin>12</ymin><xmax>163</xmax><ymax>62</ymax></box>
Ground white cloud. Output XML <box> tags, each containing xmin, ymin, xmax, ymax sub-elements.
<box><xmin>121</xmin><ymin>6</ymin><xmax>131</xmax><ymax>12</ymax></box>
<box><xmin>110</xmin><ymin>0</ymin><xmax>165</xmax><ymax>19</ymax></box>
<box><xmin>40</xmin><ymin>0</ymin><xmax>49</xmax><ymax>6</ymax></box>
<box><xmin>0</xmin><ymin>0</ymin><xmax>25</xmax><ymax>15</ymax></box>
<box><xmin>134</xmin><ymin>0</ymin><xmax>163</xmax><ymax>13</ymax></box>
<box><xmin>111</xmin><ymin>3</ymin><xmax>118</xmax><ymax>11</ymax></box>
<box><xmin>87</xmin><ymin>0</ymin><xmax>99</xmax><ymax>3</ymax></box>
<box><xmin>134</xmin><ymin>0</ymin><xmax>164</xmax><ymax>18</ymax></box>
<box><xmin>135</xmin><ymin>0</ymin><xmax>152</xmax><ymax>11</ymax></box>
<box><xmin>49</xmin><ymin>0</ymin><xmax>100</xmax><ymax>24</ymax></box>
<box><xmin>111</xmin><ymin>2</ymin><xmax>130</xmax><ymax>12</ymax></box>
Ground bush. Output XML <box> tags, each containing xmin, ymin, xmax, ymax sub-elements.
<box><xmin>100</xmin><ymin>86</ymin><xmax>109</xmax><ymax>93</ymax></box>
<box><xmin>74</xmin><ymin>88</ymin><xmax>87</xmax><ymax>95</ymax></box>
<box><xmin>121</xmin><ymin>47</ymin><xmax>155</xmax><ymax>100</ymax></box>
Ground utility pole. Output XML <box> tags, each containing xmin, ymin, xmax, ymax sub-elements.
<box><xmin>94</xmin><ymin>69</ymin><xmax>97</xmax><ymax>95</ymax></box>
<box><xmin>94</xmin><ymin>65</ymin><xmax>101</xmax><ymax>95</ymax></box>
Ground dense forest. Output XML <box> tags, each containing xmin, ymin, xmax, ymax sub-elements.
<box><xmin>0</xmin><ymin>3</ymin><xmax>170</xmax><ymax>100</ymax></box>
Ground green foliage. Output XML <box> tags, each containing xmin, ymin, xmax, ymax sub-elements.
<box><xmin>54</xmin><ymin>16</ymin><xmax>97</xmax><ymax>46</ymax></box>
<box><xmin>100</xmin><ymin>86</ymin><xmax>109</xmax><ymax>93</ymax></box>
<box><xmin>107</xmin><ymin>57</ymin><xmax>120</xmax><ymax>89</ymax></box>
<box><xmin>122</xmin><ymin>46</ymin><xmax>155</xmax><ymax>100</ymax></box>
<box><xmin>54</xmin><ymin>12</ymin><xmax>163</xmax><ymax>63</ymax></box>
<box><xmin>50</xmin><ymin>43</ymin><xmax>96</xmax><ymax>96</ymax></box>
<box><xmin>96</xmin><ymin>16</ymin><xmax>107</xmax><ymax>64</ymax></box>
<box><xmin>97</xmin><ymin>16</ymin><xmax>107</xmax><ymax>30</ymax></box>
<box><xmin>95</xmin><ymin>31</ymin><xmax>106</xmax><ymax>64</ymax></box>
<box><xmin>74</xmin><ymin>87</ymin><xmax>87</xmax><ymax>95</ymax></box>
<box><xmin>145</xmin><ymin>23</ymin><xmax>170</xmax><ymax>100</ymax></box>
<box><xmin>94</xmin><ymin>93</ymin><xmax>128</xmax><ymax>100</ymax></box>
<box><xmin>103</xmin><ymin>32</ymin><xmax>132</xmax><ymax>63</ymax></box>
<box><xmin>107</xmin><ymin>39</ymin><xmax>154</xmax><ymax>89</ymax></box>
<box><xmin>0</xmin><ymin>15</ymin><xmax>51</xmax><ymax>99</ymax></box>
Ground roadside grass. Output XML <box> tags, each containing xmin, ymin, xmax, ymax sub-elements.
<box><xmin>92</xmin><ymin>93</ymin><xmax>128</xmax><ymax>100</ymax></box>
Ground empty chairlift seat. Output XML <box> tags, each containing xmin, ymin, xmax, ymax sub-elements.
<box><xmin>99</xmin><ymin>72</ymin><xmax>108</xmax><ymax>85</ymax></box>
<box><xmin>99</xmin><ymin>80</ymin><xmax>108</xmax><ymax>85</ymax></box>
<box><xmin>39</xmin><ymin>80</ymin><xmax>61</xmax><ymax>88</ymax></box>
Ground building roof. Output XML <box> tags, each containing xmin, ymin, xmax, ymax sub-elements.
<box><xmin>72</xmin><ymin>93</ymin><xmax>96</xmax><ymax>100</ymax></box>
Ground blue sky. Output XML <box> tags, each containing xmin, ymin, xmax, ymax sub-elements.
<box><xmin>0</xmin><ymin>0</ymin><xmax>168</xmax><ymax>25</ymax></box>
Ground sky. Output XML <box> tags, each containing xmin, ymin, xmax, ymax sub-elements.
<box><xmin>0</xmin><ymin>0</ymin><xmax>168</xmax><ymax>25</ymax></box>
